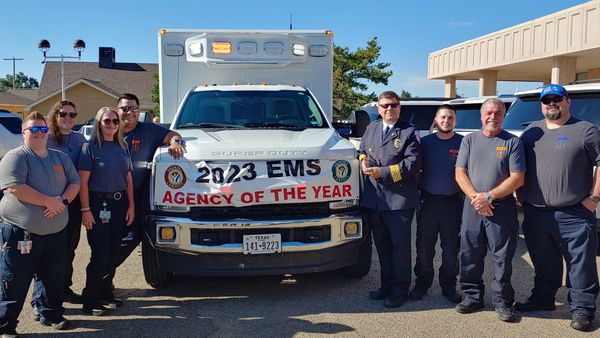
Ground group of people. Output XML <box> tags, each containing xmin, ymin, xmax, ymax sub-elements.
<box><xmin>359</xmin><ymin>86</ymin><xmax>599</xmax><ymax>332</ymax></box>
<box><xmin>0</xmin><ymin>94</ymin><xmax>185</xmax><ymax>337</ymax></box>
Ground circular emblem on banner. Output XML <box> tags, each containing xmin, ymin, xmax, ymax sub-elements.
<box><xmin>332</xmin><ymin>160</ymin><xmax>351</xmax><ymax>183</ymax></box>
<box><xmin>164</xmin><ymin>165</ymin><xmax>187</xmax><ymax>189</ymax></box>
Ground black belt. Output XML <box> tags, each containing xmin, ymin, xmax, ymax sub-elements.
<box><xmin>92</xmin><ymin>191</ymin><xmax>125</xmax><ymax>200</ymax></box>
<box><xmin>421</xmin><ymin>190</ymin><xmax>463</xmax><ymax>199</ymax></box>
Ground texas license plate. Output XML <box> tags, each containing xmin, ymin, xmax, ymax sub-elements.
<box><xmin>243</xmin><ymin>234</ymin><xmax>282</xmax><ymax>255</ymax></box>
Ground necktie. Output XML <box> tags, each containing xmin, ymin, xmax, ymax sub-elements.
<box><xmin>383</xmin><ymin>126</ymin><xmax>391</xmax><ymax>141</ymax></box>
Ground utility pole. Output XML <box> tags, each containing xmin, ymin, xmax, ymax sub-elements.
<box><xmin>2</xmin><ymin>57</ymin><xmax>23</xmax><ymax>89</ymax></box>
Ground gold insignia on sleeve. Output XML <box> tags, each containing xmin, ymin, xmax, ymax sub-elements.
<box><xmin>393</xmin><ymin>138</ymin><xmax>402</xmax><ymax>149</ymax></box>
<box><xmin>390</xmin><ymin>164</ymin><xmax>402</xmax><ymax>182</ymax></box>
<box><xmin>358</xmin><ymin>154</ymin><xmax>367</xmax><ymax>161</ymax></box>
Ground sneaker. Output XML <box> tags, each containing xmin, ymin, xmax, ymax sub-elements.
<box><xmin>514</xmin><ymin>296</ymin><xmax>556</xmax><ymax>312</ymax></box>
<box><xmin>495</xmin><ymin>306</ymin><xmax>515</xmax><ymax>322</ymax></box>
<box><xmin>82</xmin><ymin>305</ymin><xmax>108</xmax><ymax>316</ymax></box>
<box><xmin>32</xmin><ymin>305</ymin><xmax>40</xmax><ymax>321</ymax></box>
<box><xmin>408</xmin><ymin>287</ymin><xmax>427</xmax><ymax>300</ymax></box>
<box><xmin>442</xmin><ymin>289</ymin><xmax>463</xmax><ymax>304</ymax></box>
<box><xmin>101</xmin><ymin>297</ymin><xmax>123</xmax><ymax>309</ymax></box>
<box><xmin>571</xmin><ymin>312</ymin><xmax>593</xmax><ymax>332</ymax></box>
<box><xmin>455</xmin><ymin>299</ymin><xmax>484</xmax><ymax>314</ymax></box>
<box><xmin>64</xmin><ymin>289</ymin><xmax>83</xmax><ymax>304</ymax></box>
<box><xmin>40</xmin><ymin>316</ymin><xmax>71</xmax><ymax>330</ymax></box>
<box><xmin>1</xmin><ymin>331</ymin><xmax>18</xmax><ymax>338</ymax></box>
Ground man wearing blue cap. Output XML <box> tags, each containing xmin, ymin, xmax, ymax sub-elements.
<box><xmin>517</xmin><ymin>83</ymin><xmax>600</xmax><ymax>332</ymax></box>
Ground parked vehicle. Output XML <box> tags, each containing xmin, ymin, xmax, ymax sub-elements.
<box><xmin>360</xmin><ymin>98</ymin><xmax>447</xmax><ymax>135</ymax></box>
<box><xmin>0</xmin><ymin>110</ymin><xmax>23</xmax><ymax>159</ymax></box>
<box><xmin>142</xmin><ymin>29</ymin><xmax>369</xmax><ymax>288</ymax></box>
<box><xmin>445</xmin><ymin>95</ymin><xmax>516</xmax><ymax>135</ymax></box>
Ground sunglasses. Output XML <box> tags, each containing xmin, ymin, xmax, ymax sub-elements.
<box><xmin>25</xmin><ymin>126</ymin><xmax>49</xmax><ymax>134</ymax></box>
<box><xmin>379</xmin><ymin>103</ymin><xmax>400</xmax><ymax>109</ymax></box>
<box><xmin>541</xmin><ymin>96</ymin><xmax>565</xmax><ymax>105</ymax></box>
<box><xmin>119</xmin><ymin>106</ymin><xmax>139</xmax><ymax>113</ymax></box>
<box><xmin>58</xmin><ymin>111</ymin><xmax>78</xmax><ymax>118</ymax></box>
<box><xmin>102</xmin><ymin>119</ymin><xmax>120</xmax><ymax>125</ymax></box>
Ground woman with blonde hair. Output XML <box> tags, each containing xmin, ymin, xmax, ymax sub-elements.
<box><xmin>78</xmin><ymin>107</ymin><xmax>134</xmax><ymax>316</ymax></box>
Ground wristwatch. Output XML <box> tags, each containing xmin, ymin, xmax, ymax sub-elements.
<box><xmin>484</xmin><ymin>192</ymin><xmax>493</xmax><ymax>203</ymax></box>
<box><xmin>590</xmin><ymin>195</ymin><xmax>600</xmax><ymax>203</ymax></box>
<box><xmin>62</xmin><ymin>198</ymin><xmax>69</xmax><ymax>206</ymax></box>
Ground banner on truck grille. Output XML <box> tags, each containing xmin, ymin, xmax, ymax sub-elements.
<box><xmin>154</xmin><ymin>159</ymin><xmax>358</xmax><ymax>207</ymax></box>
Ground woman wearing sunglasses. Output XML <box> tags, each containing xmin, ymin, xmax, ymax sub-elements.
<box><xmin>78</xmin><ymin>107</ymin><xmax>134</xmax><ymax>316</ymax></box>
<box><xmin>0</xmin><ymin>111</ymin><xmax>80</xmax><ymax>335</ymax></box>
<box><xmin>31</xmin><ymin>101</ymin><xmax>88</xmax><ymax>317</ymax></box>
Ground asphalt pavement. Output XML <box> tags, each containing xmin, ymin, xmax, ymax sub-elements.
<box><xmin>18</xmin><ymin>219</ymin><xmax>600</xmax><ymax>337</ymax></box>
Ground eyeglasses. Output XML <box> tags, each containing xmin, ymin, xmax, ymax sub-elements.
<box><xmin>541</xmin><ymin>96</ymin><xmax>565</xmax><ymax>105</ymax></box>
<box><xmin>58</xmin><ymin>111</ymin><xmax>78</xmax><ymax>118</ymax></box>
<box><xmin>102</xmin><ymin>119</ymin><xmax>120</xmax><ymax>125</ymax></box>
<box><xmin>379</xmin><ymin>103</ymin><xmax>400</xmax><ymax>109</ymax></box>
<box><xmin>119</xmin><ymin>106</ymin><xmax>139</xmax><ymax>113</ymax></box>
<box><xmin>25</xmin><ymin>126</ymin><xmax>49</xmax><ymax>134</ymax></box>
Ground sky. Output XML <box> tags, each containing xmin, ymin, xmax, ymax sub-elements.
<box><xmin>0</xmin><ymin>0</ymin><xmax>587</xmax><ymax>99</ymax></box>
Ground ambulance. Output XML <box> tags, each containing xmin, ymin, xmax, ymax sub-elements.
<box><xmin>142</xmin><ymin>29</ymin><xmax>370</xmax><ymax>287</ymax></box>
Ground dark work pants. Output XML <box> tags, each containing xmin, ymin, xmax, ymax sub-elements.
<box><xmin>0</xmin><ymin>224</ymin><xmax>67</xmax><ymax>333</ymax></box>
<box><xmin>522</xmin><ymin>203</ymin><xmax>599</xmax><ymax>318</ymax></box>
<box><xmin>32</xmin><ymin>197</ymin><xmax>82</xmax><ymax>308</ymax></box>
<box><xmin>414</xmin><ymin>192</ymin><xmax>463</xmax><ymax>291</ymax></box>
<box><xmin>459</xmin><ymin>197</ymin><xmax>518</xmax><ymax>307</ymax></box>
<box><xmin>370</xmin><ymin>208</ymin><xmax>415</xmax><ymax>297</ymax></box>
<box><xmin>115</xmin><ymin>180</ymin><xmax>149</xmax><ymax>269</ymax></box>
<box><xmin>82</xmin><ymin>194</ymin><xmax>127</xmax><ymax>308</ymax></box>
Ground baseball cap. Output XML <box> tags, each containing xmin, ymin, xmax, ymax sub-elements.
<box><xmin>539</xmin><ymin>84</ymin><xmax>567</xmax><ymax>100</ymax></box>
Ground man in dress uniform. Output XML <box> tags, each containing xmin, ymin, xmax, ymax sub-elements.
<box><xmin>359</xmin><ymin>90</ymin><xmax>422</xmax><ymax>308</ymax></box>
<box><xmin>517</xmin><ymin>84</ymin><xmax>600</xmax><ymax>332</ymax></box>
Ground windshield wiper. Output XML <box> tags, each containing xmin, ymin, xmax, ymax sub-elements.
<box><xmin>178</xmin><ymin>123</ymin><xmax>246</xmax><ymax>129</ymax></box>
<box><xmin>243</xmin><ymin>122</ymin><xmax>306</xmax><ymax>130</ymax></box>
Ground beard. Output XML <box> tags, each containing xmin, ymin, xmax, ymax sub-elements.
<box><xmin>544</xmin><ymin>108</ymin><xmax>561</xmax><ymax>120</ymax></box>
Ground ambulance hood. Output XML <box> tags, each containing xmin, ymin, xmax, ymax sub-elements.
<box><xmin>154</xmin><ymin>128</ymin><xmax>356</xmax><ymax>162</ymax></box>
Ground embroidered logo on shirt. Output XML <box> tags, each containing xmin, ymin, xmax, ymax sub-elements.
<box><xmin>555</xmin><ymin>135</ymin><xmax>568</xmax><ymax>149</ymax></box>
<box><xmin>449</xmin><ymin>149</ymin><xmax>459</xmax><ymax>161</ymax></box>
<box><xmin>393</xmin><ymin>138</ymin><xmax>402</xmax><ymax>149</ymax></box>
<box><xmin>164</xmin><ymin>165</ymin><xmax>187</xmax><ymax>189</ymax></box>
<box><xmin>52</xmin><ymin>164</ymin><xmax>65</xmax><ymax>179</ymax></box>
<box><xmin>132</xmin><ymin>137</ymin><xmax>141</xmax><ymax>152</ymax></box>
<box><xmin>496</xmin><ymin>146</ymin><xmax>507</xmax><ymax>159</ymax></box>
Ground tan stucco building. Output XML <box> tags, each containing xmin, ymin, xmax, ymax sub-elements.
<box><xmin>428</xmin><ymin>1</ymin><xmax>600</xmax><ymax>97</ymax></box>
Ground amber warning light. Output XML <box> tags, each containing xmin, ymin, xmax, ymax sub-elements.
<box><xmin>212</xmin><ymin>41</ymin><xmax>232</xmax><ymax>54</ymax></box>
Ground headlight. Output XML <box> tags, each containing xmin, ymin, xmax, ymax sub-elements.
<box><xmin>343</xmin><ymin>221</ymin><xmax>361</xmax><ymax>238</ymax></box>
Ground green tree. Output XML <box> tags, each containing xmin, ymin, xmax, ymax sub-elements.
<box><xmin>400</xmin><ymin>90</ymin><xmax>413</xmax><ymax>99</ymax></box>
<box><xmin>0</xmin><ymin>72</ymin><xmax>39</xmax><ymax>91</ymax></box>
<box><xmin>333</xmin><ymin>37</ymin><xmax>392</xmax><ymax>119</ymax></box>
<box><xmin>151</xmin><ymin>72</ymin><xmax>160</xmax><ymax>117</ymax></box>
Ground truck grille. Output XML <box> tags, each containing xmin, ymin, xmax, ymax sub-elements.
<box><xmin>190</xmin><ymin>225</ymin><xmax>331</xmax><ymax>246</ymax></box>
<box><xmin>189</xmin><ymin>202</ymin><xmax>330</xmax><ymax>221</ymax></box>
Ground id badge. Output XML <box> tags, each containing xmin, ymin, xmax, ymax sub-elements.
<box><xmin>99</xmin><ymin>202</ymin><xmax>111</xmax><ymax>224</ymax></box>
<box><xmin>17</xmin><ymin>240</ymin><xmax>32</xmax><ymax>254</ymax></box>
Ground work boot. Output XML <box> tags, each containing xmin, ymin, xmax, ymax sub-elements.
<box><xmin>408</xmin><ymin>287</ymin><xmax>427</xmax><ymax>300</ymax></box>
<box><xmin>515</xmin><ymin>295</ymin><xmax>555</xmax><ymax>312</ymax></box>
<box><xmin>64</xmin><ymin>288</ymin><xmax>83</xmax><ymax>304</ymax></box>
<box><xmin>455</xmin><ymin>299</ymin><xmax>484</xmax><ymax>314</ymax></box>
<box><xmin>40</xmin><ymin>316</ymin><xmax>71</xmax><ymax>330</ymax></box>
<box><xmin>495</xmin><ymin>306</ymin><xmax>515</xmax><ymax>322</ymax></box>
<box><xmin>369</xmin><ymin>288</ymin><xmax>389</xmax><ymax>301</ymax></box>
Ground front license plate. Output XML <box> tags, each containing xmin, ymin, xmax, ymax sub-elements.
<box><xmin>243</xmin><ymin>234</ymin><xmax>282</xmax><ymax>255</ymax></box>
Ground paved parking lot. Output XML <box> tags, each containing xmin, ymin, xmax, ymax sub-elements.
<box><xmin>18</xmin><ymin>220</ymin><xmax>600</xmax><ymax>337</ymax></box>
